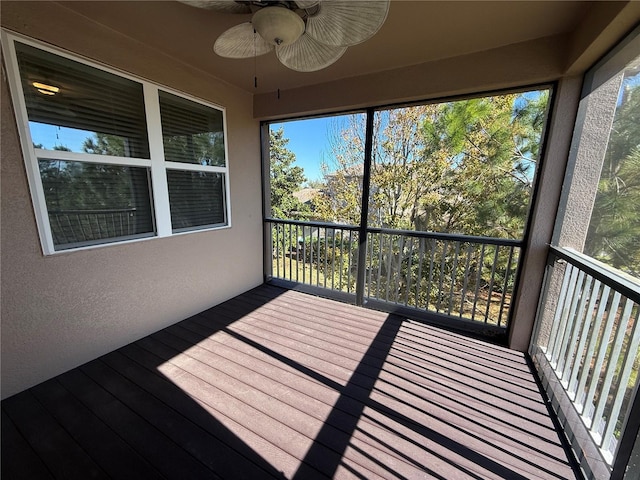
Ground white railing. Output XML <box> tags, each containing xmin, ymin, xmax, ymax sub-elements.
<box><xmin>531</xmin><ymin>247</ymin><xmax>640</xmax><ymax>480</ymax></box>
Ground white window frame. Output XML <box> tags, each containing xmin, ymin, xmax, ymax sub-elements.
<box><xmin>1</xmin><ymin>31</ymin><xmax>232</xmax><ymax>255</ymax></box>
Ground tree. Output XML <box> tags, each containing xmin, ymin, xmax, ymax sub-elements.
<box><xmin>309</xmin><ymin>92</ymin><xmax>549</xmax><ymax>314</ymax></box>
<box><xmin>269</xmin><ymin>127</ymin><xmax>308</xmax><ymax>219</ymax></box>
<box><xmin>314</xmin><ymin>91</ymin><xmax>549</xmax><ymax>238</ymax></box>
<box><xmin>83</xmin><ymin>133</ymin><xmax>125</xmax><ymax>156</ymax></box>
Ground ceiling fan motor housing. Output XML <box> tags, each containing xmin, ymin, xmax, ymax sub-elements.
<box><xmin>252</xmin><ymin>6</ymin><xmax>304</xmax><ymax>46</ymax></box>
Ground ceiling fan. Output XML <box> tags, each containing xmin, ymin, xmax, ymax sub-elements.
<box><xmin>179</xmin><ymin>1</ymin><xmax>391</xmax><ymax>72</ymax></box>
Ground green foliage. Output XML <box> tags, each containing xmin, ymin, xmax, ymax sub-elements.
<box><xmin>39</xmin><ymin>160</ymin><xmax>145</xmax><ymax>211</ymax></box>
<box><xmin>163</xmin><ymin>131</ymin><xmax>225</xmax><ymax>166</ymax></box>
<box><xmin>314</xmin><ymin>91</ymin><xmax>549</xmax><ymax>240</ymax></box>
<box><xmin>269</xmin><ymin>127</ymin><xmax>309</xmax><ymax>219</ymax></box>
<box><xmin>300</xmin><ymin>91</ymin><xmax>548</xmax><ymax>321</ymax></box>
<box><xmin>83</xmin><ymin>133</ymin><xmax>126</xmax><ymax>156</ymax></box>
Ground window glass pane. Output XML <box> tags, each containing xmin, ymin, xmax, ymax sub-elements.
<box><xmin>370</xmin><ymin>90</ymin><xmax>549</xmax><ymax>238</ymax></box>
<box><xmin>268</xmin><ymin>114</ymin><xmax>366</xmax><ymax>223</ymax></box>
<box><xmin>39</xmin><ymin>160</ymin><xmax>155</xmax><ymax>249</ymax></box>
<box><xmin>159</xmin><ymin>91</ymin><xmax>226</xmax><ymax>166</ymax></box>
<box><xmin>584</xmin><ymin>56</ymin><xmax>640</xmax><ymax>277</ymax></box>
<box><xmin>167</xmin><ymin>170</ymin><xmax>227</xmax><ymax>231</ymax></box>
<box><xmin>15</xmin><ymin>42</ymin><xmax>150</xmax><ymax>158</ymax></box>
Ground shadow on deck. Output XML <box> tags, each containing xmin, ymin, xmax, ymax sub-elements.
<box><xmin>2</xmin><ymin>284</ymin><xmax>582</xmax><ymax>479</ymax></box>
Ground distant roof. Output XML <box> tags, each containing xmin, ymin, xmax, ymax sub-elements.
<box><xmin>293</xmin><ymin>188</ymin><xmax>321</xmax><ymax>204</ymax></box>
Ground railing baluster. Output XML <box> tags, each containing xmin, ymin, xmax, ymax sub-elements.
<box><xmin>303</xmin><ymin>226</ymin><xmax>308</xmax><ymax>284</ymax></box>
<box><xmin>459</xmin><ymin>243</ymin><xmax>473</xmax><ymax>318</ymax></box>
<box><xmin>549</xmin><ymin>265</ymin><xmax>580</xmax><ymax>366</ymax></box>
<box><xmin>324</xmin><ymin>230</ymin><xmax>328</xmax><ymax>289</ymax></box>
<box><xmin>404</xmin><ymin>236</ymin><xmax>414</xmax><ymax>306</ymax></box>
<box><xmin>66</xmin><ymin>215</ymin><xmax>78</xmax><ymax>241</ymax></box>
<box><xmin>545</xmin><ymin>262</ymin><xmax>573</xmax><ymax>355</ymax></box>
<box><xmin>316</xmin><ymin>230</ymin><xmax>320</xmax><ymax>287</ymax></box>
<box><xmin>118</xmin><ymin>211</ymin><xmax>124</xmax><ymax>236</ymax></box>
<box><xmin>332</xmin><ymin>228</ymin><xmax>337</xmax><ymax>291</ymax></box>
<box><xmin>347</xmin><ymin>230</ymin><xmax>353</xmax><ymax>293</ymax></box>
<box><xmin>568</xmin><ymin>279</ymin><xmax>602</xmax><ymax>399</ymax></box>
<box><xmin>75</xmin><ymin>213</ymin><xmax>87</xmax><ymax>241</ymax></box>
<box><xmin>415</xmin><ymin>238</ymin><xmax>425</xmax><ymax>309</ymax></box>
<box><xmin>376</xmin><ymin>233</ymin><xmax>384</xmax><ymax>300</ymax></box>
<box><xmin>482</xmin><ymin>245</ymin><xmax>500</xmax><ymax>324</ymax></box>
<box><xmin>366</xmin><ymin>232</ymin><xmax>373</xmax><ymax>298</ymax></box>
<box><xmin>447</xmin><ymin>241</ymin><xmax>461</xmax><ymax>316</ymax></box>
<box><xmin>592</xmin><ymin>298</ymin><xmax>634</xmax><ymax>444</ymax></box>
<box><xmin>556</xmin><ymin>270</ymin><xmax>587</xmax><ymax>375</ymax></box>
<box><xmin>309</xmin><ymin>227</ymin><xmax>313</xmax><ymax>286</ymax></box>
<box><xmin>338</xmin><ymin>229</ymin><xmax>344</xmax><ymax>291</ymax></box>
<box><xmin>602</xmin><ymin>306</ymin><xmax>639</xmax><ymax>454</ymax></box>
<box><xmin>471</xmin><ymin>244</ymin><xmax>485</xmax><ymax>322</ymax></box>
<box><xmin>385</xmin><ymin>234</ymin><xmax>394</xmax><ymax>302</ymax></box>
<box><xmin>497</xmin><ymin>245</ymin><xmax>515</xmax><ymax>326</ymax></box>
<box><xmin>296</xmin><ymin>224</ymin><xmax>301</xmax><ymax>283</ymax></box>
<box><xmin>436</xmin><ymin>240</ymin><xmax>448</xmax><ymax>312</ymax></box>
<box><xmin>561</xmin><ymin>274</ymin><xmax>594</xmax><ymax>385</ymax></box>
<box><xmin>583</xmin><ymin>291</ymin><xmax>622</xmax><ymax>429</ymax></box>
<box><xmin>110</xmin><ymin>212</ymin><xmax>116</xmax><ymax>237</ymax></box>
<box><xmin>394</xmin><ymin>234</ymin><xmax>405</xmax><ymax>304</ymax></box>
<box><xmin>274</xmin><ymin>223</ymin><xmax>279</xmax><ymax>278</ymax></box>
<box><xmin>575</xmin><ymin>284</ymin><xmax>611</xmax><ymax>412</ymax></box>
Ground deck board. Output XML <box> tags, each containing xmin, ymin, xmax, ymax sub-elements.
<box><xmin>1</xmin><ymin>284</ymin><xmax>581</xmax><ymax>479</ymax></box>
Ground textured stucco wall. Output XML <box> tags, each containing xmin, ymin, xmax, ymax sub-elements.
<box><xmin>553</xmin><ymin>73</ymin><xmax>624</xmax><ymax>250</ymax></box>
<box><xmin>1</xmin><ymin>4</ymin><xmax>262</xmax><ymax>399</ymax></box>
<box><xmin>508</xmin><ymin>76</ymin><xmax>583</xmax><ymax>351</ymax></box>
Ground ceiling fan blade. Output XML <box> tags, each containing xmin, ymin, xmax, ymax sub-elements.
<box><xmin>305</xmin><ymin>0</ymin><xmax>390</xmax><ymax>47</ymax></box>
<box><xmin>276</xmin><ymin>33</ymin><xmax>346</xmax><ymax>72</ymax></box>
<box><xmin>178</xmin><ymin>1</ymin><xmax>252</xmax><ymax>13</ymax></box>
<box><xmin>294</xmin><ymin>0</ymin><xmax>320</xmax><ymax>8</ymax></box>
<box><xmin>214</xmin><ymin>23</ymin><xmax>273</xmax><ymax>58</ymax></box>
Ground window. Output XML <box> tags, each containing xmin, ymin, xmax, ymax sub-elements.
<box><xmin>2</xmin><ymin>33</ymin><xmax>230</xmax><ymax>253</ymax></box>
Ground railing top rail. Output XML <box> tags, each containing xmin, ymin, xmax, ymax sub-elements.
<box><xmin>266</xmin><ymin>217</ymin><xmax>522</xmax><ymax>246</ymax></box>
<box><xmin>266</xmin><ymin>217</ymin><xmax>360</xmax><ymax>231</ymax></box>
<box><xmin>550</xmin><ymin>246</ymin><xmax>640</xmax><ymax>304</ymax></box>
<box><xmin>365</xmin><ymin>226</ymin><xmax>522</xmax><ymax>246</ymax></box>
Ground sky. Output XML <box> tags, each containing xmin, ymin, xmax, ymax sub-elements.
<box><xmin>29</xmin><ymin>122</ymin><xmax>94</xmax><ymax>152</ymax></box>
<box><xmin>270</xmin><ymin>116</ymin><xmax>337</xmax><ymax>184</ymax></box>
<box><xmin>32</xmin><ymin>118</ymin><xmax>336</xmax><ymax>185</ymax></box>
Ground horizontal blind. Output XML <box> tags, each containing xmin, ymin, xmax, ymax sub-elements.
<box><xmin>15</xmin><ymin>41</ymin><xmax>150</xmax><ymax>158</ymax></box>
<box><xmin>167</xmin><ymin>170</ymin><xmax>226</xmax><ymax>231</ymax></box>
<box><xmin>159</xmin><ymin>90</ymin><xmax>225</xmax><ymax>166</ymax></box>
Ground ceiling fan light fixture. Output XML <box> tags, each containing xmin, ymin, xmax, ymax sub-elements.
<box><xmin>32</xmin><ymin>81</ymin><xmax>60</xmax><ymax>94</ymax></box>
<box><xmin>252</xmin><ymin>6</ymin><xmax>304</xmax><ymax>47</ymax></box>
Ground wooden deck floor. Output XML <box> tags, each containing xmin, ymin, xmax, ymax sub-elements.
<box><xmin>2</xmin><ymin>284</ymin><xmax>581</xmax><ymax>480</ymax></box>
